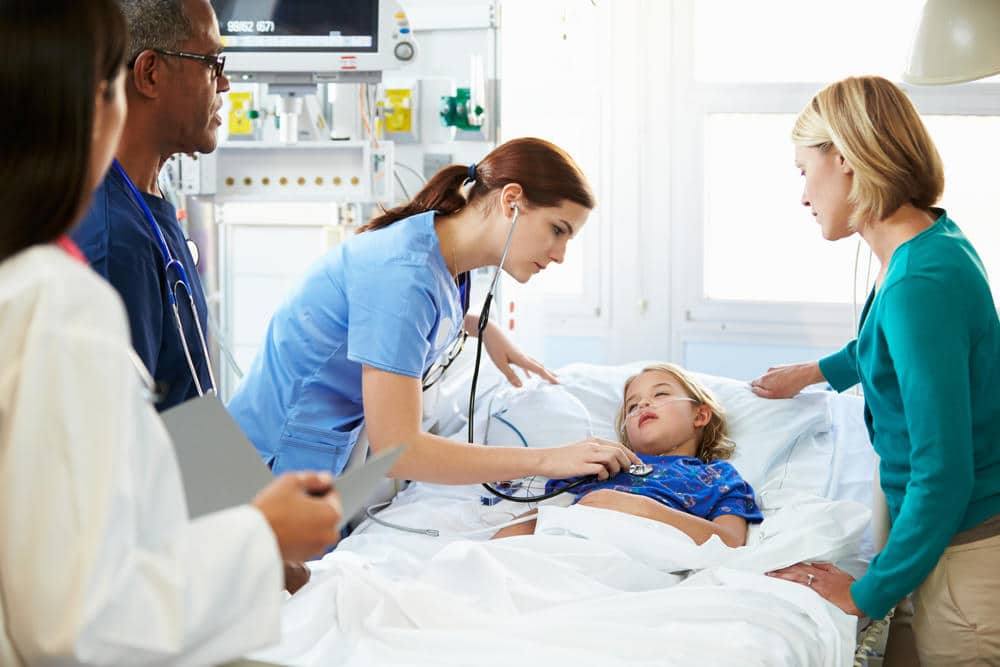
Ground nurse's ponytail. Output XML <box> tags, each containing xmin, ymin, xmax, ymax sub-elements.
<box><xmin>359</xmin><ymin>137</ymin><xmax>594</xmax><ymax>233</ymax></box>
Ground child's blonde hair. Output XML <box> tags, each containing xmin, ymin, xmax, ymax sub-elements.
<box><xmin>614</xmin><ymin>363</ymin><xmax>735</xmax><ymax>463</ymax></box>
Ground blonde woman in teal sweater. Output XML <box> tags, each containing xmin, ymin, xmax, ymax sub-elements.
<box><xmin>750</xmin><ymin>76</ymin><xmax>1000</xmax><ymax>666</ymax></box>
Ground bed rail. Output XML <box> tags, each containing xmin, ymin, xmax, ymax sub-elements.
<box><xmin>853</xmin><ymin>607</ymin><xmax>894</xmax><ymax>667</ymax></box>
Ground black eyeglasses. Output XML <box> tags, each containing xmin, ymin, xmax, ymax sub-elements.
<box><xmin>144</xmin><ymin>48</ymin><xmax>226</xmax><ymax>79</ymax></box>
<box><xmin>422</xmin><ymin>330</ymin><xmax>468</xmax><ymax>392</ymax></box>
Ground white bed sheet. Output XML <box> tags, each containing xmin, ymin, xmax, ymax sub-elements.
<box><xmin>251</xmin><ymin>362</ymin><xmax>876</xmax><ymax>666</ymax></box>
<box><xmin>252</xmin><ymin>481</ymin><xmax>869</xmax><ymax>666</ymax></box>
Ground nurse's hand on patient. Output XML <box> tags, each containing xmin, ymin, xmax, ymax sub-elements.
<box><xmin>749</xmin><ymin>362</ymin><xmax>824</xmax><ymax>399</ymax></box>
<box><xmin>252</xmin><ymin>471</ymin><xmax>343</xmax><ymax>563</ymax></box>
<box><xmin>540</xmin><ymin>438</ymin><xmax>641</xmax><ymax>480</ymax></box>
<box><xmin>481</xmin><ymin>321</ymin><xmax>558</xmax><ymax>387</ymax></box>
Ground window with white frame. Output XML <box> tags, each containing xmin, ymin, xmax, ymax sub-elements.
<box><xmin>499</xmin><ymin>0</ymin><xmax>609</xmax><ymax>321</ymax></box>
<box><xmin>677</xmin><ymin>0</ymin><xmax>1000</xmax><ymax>322</ymax></box>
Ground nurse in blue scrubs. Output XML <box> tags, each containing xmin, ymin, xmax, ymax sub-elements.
<box><xmin>229</xmin><ymin>137</ymin><xmax>639</xmax><ymax>484</ymax></box>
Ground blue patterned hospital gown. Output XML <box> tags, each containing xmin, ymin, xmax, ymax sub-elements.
<box><xmin>545</xmin><ymin>453</ymin><xmax>763</xmax><ymax>523</ymax></box>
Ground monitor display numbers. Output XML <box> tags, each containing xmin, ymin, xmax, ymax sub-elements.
<box><xmin>213</xmin><ymin>0</ymin><xmax>379</xmax><ymax>52</ymax></box>
<box><xmin>226</xmin><ymin>20</ymin><xmax>276</xmax><ymax>34</ymax></box>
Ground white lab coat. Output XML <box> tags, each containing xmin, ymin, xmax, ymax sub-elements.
<box><xmin>0</xmin><ymin>246</ymin><xmax>283</xmax><ymax>666</ymax></box>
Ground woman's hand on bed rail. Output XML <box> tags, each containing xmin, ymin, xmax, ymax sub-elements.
<box><xmin>749</xmin><ymin>362</ymin><xmax>825</xmax><ymax>399</ymax></box>
<box><xmin>766</xmin><ymin>562</ymin><xmax>863</xmax><ymax>616</ymax></box>
<box><xmin>539</xmin><ymin>438</ymin><xmax>642</xmax><ymax>480</ymax></box>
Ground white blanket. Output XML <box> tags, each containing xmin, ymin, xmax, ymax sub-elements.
<box><xmin>252</xmin><ymin>485</ymin><xmax>870</xmax><ymax>667</ymax></box>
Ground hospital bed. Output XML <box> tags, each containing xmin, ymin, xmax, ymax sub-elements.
<box><xmin>249</xmin><ymin>358</ymin><xmax>892</xmax><ymax>667</ymax></box>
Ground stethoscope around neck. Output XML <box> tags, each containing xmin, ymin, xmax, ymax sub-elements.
<box><xmin>112</xmin><ymin>159</ymin><xmax>217</xmax><ymax>397</ymax></box>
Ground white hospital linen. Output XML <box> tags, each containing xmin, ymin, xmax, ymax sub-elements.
<box><xmin>0</xmin><ymin>246</ymin><xmax>283</xmax><ymax>666</ymax></box>
<box><xmin>253</xmin><ymin>484</ymin><xmax>868</xmax><ymax>666</ymax></box>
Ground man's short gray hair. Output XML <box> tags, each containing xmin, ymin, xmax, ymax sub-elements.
<box><xmin>120</xmin><ymin>0</ymin><xmax>192</xmax><ymax>62</ymax></box>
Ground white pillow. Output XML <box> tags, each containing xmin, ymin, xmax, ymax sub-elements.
<box><xmin>482</xmin><ymin>379</ymin><xmax>594</xmax><ymax>448</ymax></box>
<box><xmin>429</xmin><ymin>360</ymin><xmax>873</xmax><ymax>559</ymax></box>
<box><xmin>471</xmin><ymin>361</ymin><xmax>835</xmax><ymax>495</ymax></box>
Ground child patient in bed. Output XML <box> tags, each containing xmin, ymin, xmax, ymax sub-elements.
<box><xmin>492</xmin><ymin>363</ymin><xmax>763</xmax><ymax>547</ymax></box>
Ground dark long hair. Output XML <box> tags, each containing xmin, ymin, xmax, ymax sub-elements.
<box><xmin>0</xmin><ymin>0</ymin><xmax>128</xmax><ymax>261</ymax></box>
<box><xmin>359</xmin><ymin>137</ymin><xmax>595</xmax><ymax>233</ymax></box>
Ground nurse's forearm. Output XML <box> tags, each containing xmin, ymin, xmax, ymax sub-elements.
<box><xmin>380</xmin><ymin>430</ymin><xmax>545</xmax><ymax>484</ymax></box>
<box><xmin>462</xmin><ymin>314</ymin><xmax>506</xmax><ymax>339</ymax></box>
<box><xmin>362</xmin><ymin>365</ymin><xmax>631</xmax><ymax>484</ymax></box>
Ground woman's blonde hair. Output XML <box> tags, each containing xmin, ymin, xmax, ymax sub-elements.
<box><xmin>791</xmin><ymin>75</ymin><xmax>944</xmax><ymax>230</ymax></box>
<box><xmin>614</xmin><ymin>363</ymin><xmax>735</xmax><ymax>463</ymax></box>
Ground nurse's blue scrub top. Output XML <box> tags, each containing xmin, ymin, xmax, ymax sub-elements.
<box><xmin>228</xmin><ymin>211</ymin><xmax>464</xmax><ymax>475</ymax></box>
<box><xmin>71</xmin><ymin>168</ymin><xmax>211</xmax><ymax>411</ymax></box>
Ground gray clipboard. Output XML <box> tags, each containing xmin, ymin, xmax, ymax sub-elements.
<box><xmin>331</xmin><ymin>445</ymin><xmax>404</xmax><ymax>529</ymax></box>
<box><xmin>161</xmin><ymin>394</ymin><xmax>275</xmax><ymax>518</ymax></box>
<box><xmin>161</xmin><ymin>394</ymin><xmax>405</xmax><ymax>526</ymax></box>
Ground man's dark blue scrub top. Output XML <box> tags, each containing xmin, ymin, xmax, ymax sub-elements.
<box><xmin>72</xmin><ymin>167</ymin><xmax>212</xmax><ymax>410</ymax></box>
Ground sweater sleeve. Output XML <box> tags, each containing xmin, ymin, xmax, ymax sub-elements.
<box><xmin>818</xmin><ymin>340</ymin><xmax>860</xmax><ymax>392</ymax></box>
<box><xmin>849</xmin><ymin>277</ymin><xmax>975</xmax><ymax>619</ymax></box>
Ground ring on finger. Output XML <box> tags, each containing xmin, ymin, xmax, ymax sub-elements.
<box><xmin>806</xmin><ymin>573</ymin><xmax>815</xmax><ymax>587</ymax></box>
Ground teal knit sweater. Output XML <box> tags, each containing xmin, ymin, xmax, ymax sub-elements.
<box><xmin>819</xmin><ymin>210</ymin><xmax>1000</xmax><ymax>619</ymax></box>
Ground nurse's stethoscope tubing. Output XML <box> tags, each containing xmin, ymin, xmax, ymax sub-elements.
<box><xmin>112</xmin><ymin>160</ymin><xmax>216</xmax><ymax>397</ymax></box>
<box><xmin>468</xmin><ymin>204</ymin><xmax>600</xmax><ymax>504</ymax></box>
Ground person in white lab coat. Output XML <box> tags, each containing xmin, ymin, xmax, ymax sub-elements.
<box><xmin>0</xmin><ymin>1</ymin><xmax>343</xmax><ymax>665</ymax></box>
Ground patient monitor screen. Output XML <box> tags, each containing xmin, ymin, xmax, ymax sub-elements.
<box><xmin>213</xmin><ymin>0</ymin><xmax>379</xmax><ymax>52</ymax></box>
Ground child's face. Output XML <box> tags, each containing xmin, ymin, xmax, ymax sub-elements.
<box><xmin>622</xmin><ymin>370</ymin><xmax>710</xmax><ymax>456</ymax></box>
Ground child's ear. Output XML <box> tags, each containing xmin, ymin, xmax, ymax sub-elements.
<box><xmin>693</xmin><ymin>405</ymin><xmax>712</xmax><ymax>428</ymax></box>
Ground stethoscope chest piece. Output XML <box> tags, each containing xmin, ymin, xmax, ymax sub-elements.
<box><xmin>629</xmin><ymin>463</ymin><xmax>654</xmax><ymax>476</ymax></box>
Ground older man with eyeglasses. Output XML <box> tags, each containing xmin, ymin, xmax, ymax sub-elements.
<box><xmin>67</xmin><ymin>0</ymin><xmax>313</xmax><ymax>595</ymax></box>
<box><xmin>72</xmin><ymin>0</ymin><xmax>228</xmax><ymax>413</ymax></box>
